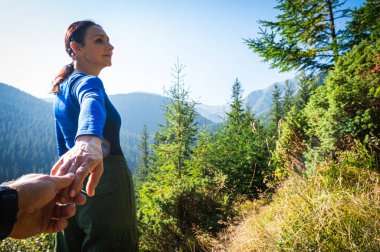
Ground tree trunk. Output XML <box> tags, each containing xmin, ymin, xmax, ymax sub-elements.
<box><xmin>326</xmin><ymin>0</ymin><xmax>339</xmax><ymax>62</ymax></box>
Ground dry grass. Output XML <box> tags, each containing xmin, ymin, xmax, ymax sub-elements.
<box><xmin>215</xmin><ymin>145</ymin><xmax>380</xmax><ymax>252</ymax></box>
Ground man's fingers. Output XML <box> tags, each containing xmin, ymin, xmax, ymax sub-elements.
<box><xmin>49</xmin><ymin>173</ymin><xmax>75</xmax><ymax>191</ymax></box>
<box><xmin>48</xmin><ymin>174</ymin><xmax>75</xmax><ymax>204</ymax></box>
<box><xmin>46</xmin><ymin>218</ymin><xmax>68</xmax><ymax>234</ymax></box>
<box><xmin>86</xmin><ymin>162</ymin><xmax>104</xmax><ymax>197</ymax></box>
<box><xmin>57</xmin><ymin>188</ymin><xmax>70</xmax><ymax>204</ymax></box>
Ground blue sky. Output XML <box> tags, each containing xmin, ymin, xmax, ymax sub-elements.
<box><xmin>0</xmin><ymin>0</ymin><xmax>364</xmax><ymax>105</ymax></box>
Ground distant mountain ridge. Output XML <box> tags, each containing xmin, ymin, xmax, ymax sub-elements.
<box><xmin>195</xmin><ymin>78</ymin><xmax>298</xmax><ymax>123</ymax></box>
<box><xmin>245</xmin><ymin>78</ymin><xmax>298</xmax><ymax>116</ymax></box>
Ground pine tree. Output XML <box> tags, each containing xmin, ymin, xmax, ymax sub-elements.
<box><xmin>269</xmin><ymin>84</ymin><xmax>283</xmax><ymax>139</ymax></box>
<box><xmin>344</xmin><ymin>0</ymin><xmax>380</xmax><ymax>50</ymax></box>
<box><xmin>138</xmin><ymin>59</ymin><xmax>199</xmax><ymax>250</ymax></box>
<box><xmin>134</xmin><ymin>124</ymin><xmax>150</xmax><ymax>191</ymax></box>
<box><xmin>227</xmin><ymin>78</ymin><xmax>245</xmax><ymax>130</ymax></box>
<box><xmin>139</xmin><ymin>125</ymin><xmax>150</xmax><ymax>171</ymax></box>
<box><xmin>294</xmin><ymin>73</ymin><xmax>319</xmax><ymax>110</ymax></box>
<box><xmin>211</xmin><ymin>79</ymin><xmax>269</xmax><ymax>197</ymax></box>
<box><xmin>153</xmin><ymin>59</ymin><xmax>198</xmax><ymax>177</ymax></box>
<box><xmin>245</xmin><ymin>0</ymin><xmax>351</xmax><ymax>73</ymax></box>
<box><xmin>282</xmin><ymin>80</ymin><xmax>295</xmax><ymax>116</ymax></box>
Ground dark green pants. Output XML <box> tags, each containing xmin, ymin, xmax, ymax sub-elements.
<box><xmin>55</xmin><ymin>155</ymin><xmax>138</xmax><ymax>252</ymax></box>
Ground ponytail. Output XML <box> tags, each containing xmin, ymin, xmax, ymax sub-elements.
<box><xmin>52</xmin><ymin>63</ymin><xmax>74</xmax><ymax>94</ymax></box>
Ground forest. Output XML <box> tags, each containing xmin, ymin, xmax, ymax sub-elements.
<box><xmin>1</xmin><ymin>0</ymin><xmax>380</xmax><ymax>251</ymax></box>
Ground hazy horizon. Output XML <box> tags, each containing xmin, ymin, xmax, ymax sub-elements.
<box><xmin>0</xmin><ymin>0</ymin><xmax>364</xmax><ymax>106</ymax></box>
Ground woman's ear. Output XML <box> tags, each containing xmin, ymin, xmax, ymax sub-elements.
<box><xmin>69</xmin><ymin>41</ymin><xmax>82</xmax><ymax>57</ymax></box>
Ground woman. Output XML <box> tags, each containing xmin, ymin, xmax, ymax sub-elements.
<box><xmin>51</xmin><ymin>20</ymin><xmax>138</xmax><ymax>251</ymax></box>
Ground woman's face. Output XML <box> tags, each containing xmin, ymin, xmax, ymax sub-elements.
<box><xmin>78</xmin><ymin>25</ymin><xmax>114</xmax><ymax>70</ymax></box>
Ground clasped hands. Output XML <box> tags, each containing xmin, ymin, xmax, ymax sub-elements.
<box><xmin>51</xmin><ymin>135</ymin><xmax>104</xmax><ymax>201</ymax></box>
<box><xmin>6</xmin><ymin>135</ymin><xmax>104</xmax><ymax>239</ymax></box>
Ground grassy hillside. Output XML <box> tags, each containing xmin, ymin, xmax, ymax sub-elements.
<box><xmin>217</xmin><ymin>142</ymin><xmax>380</xmax><ymax>251</ymax></box>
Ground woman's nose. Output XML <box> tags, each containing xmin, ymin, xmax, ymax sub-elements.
<box><xmin>107</xmin><ymin>42</ymin><xmax>114</xmax><ymax>50</ymax></box>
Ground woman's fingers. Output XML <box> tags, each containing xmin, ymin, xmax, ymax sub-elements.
<box><xmin>53</xmin><ymin>204</ymin><xmax>76</xmax><ymax>219</ymax></box>
<box><xmin>69</xmin><ymin>191</ymin><xmax>87</xmax><ymax>205</ymax></box>
<box><xmin>86</xmin><ymin>162</ymin><xmax>104</xmax><ymax>197</ymax></box>
<box><xmin>51</xmin><ymin>157</ymin><xmax>64</xmax><ymax>175</ymax></box>
<box><xmin>52</xmin><ymin>137</ymin><xmax>104</xmax><ymax>198</ymax></box>
<box><xmin>56</xmin><ymin>158</ymin><xmax>80</xmax><ymax>202</ymax></box>
<box><xmin>68</xmin><ymin>163</ymin><xmax>92</xmax><ymax>198</ymax></box>
<box><xmin>56</xmin><ymin>153</ymin><xmax>75</xmax><ymax>176</ymax></box>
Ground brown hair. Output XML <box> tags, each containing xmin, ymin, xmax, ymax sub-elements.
<box><xmin>52</xmin><ymin>20</ymin><xmax>100</xmax><ymax>94</ymax></box>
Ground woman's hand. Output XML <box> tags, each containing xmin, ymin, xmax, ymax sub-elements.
<box><xmin>51</xmin><ymin>135</ymin><xmax>104</xmax><ymax>199</ymax></box>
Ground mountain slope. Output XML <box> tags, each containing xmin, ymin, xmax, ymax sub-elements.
<box><xmin>110</xmin><ymin>92</ymin><xmax>215</xmax><ymax>134</ymax></box>
<box><xmin>0</xmin><ymin>83</ymin><xmax>56</xmax><ymax>180</ymax></box>
<box><xmin>109</xmin><ymin>92</ymin><xmax>170</xmax><ymax>134</ymax></box>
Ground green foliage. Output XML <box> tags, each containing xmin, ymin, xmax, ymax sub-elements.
<box><xmin>224</xmin><ymin>10</ymin><xmax>380</xmax><ymax>250</ymax></box>
<box><xmin>272</xmin><ymin>107</ymin><xmax>309</xmax><ymax>179</ymax></box>
<box><xmin>282</xmin><ymin>80</ymin><xmax>295</xmax><ymax>117</ymax></box>
<box><xmin>344</xmin><ymin>0</ymin><xmax>380</xmax><ymax>50</ymax></box>
<box><xmin>134</xmin><ymin>125</ymin><xmax>151</xmax><ymax>192</ymax></box>
<box><xmin>210</xmin><ymin>79</ymin><xmax>270</xmax><ymax>197</ymax></box>
<box><xmin>136</xmin><ymin>76</ymin><xmax>273</xmax><ymax>251</ymax></box>
<box><xmin>137</xmin><ymin>61</ymin><xmax>232</xmax><ymax>251</ymax></box>
<box><xmin>0</xmin><ymin>84</ymin><xmax>57</xmax><ymax>181</ymax></box>
<box><xmin>0</xmin><ymin>234</ymin><xmax>54</xmax><ymax>252</ymax></box>
<box><xmin>305</xmin><ymin>38</ymin><xmax>380</xmax><ymax>157</ymax></box>
<box><xmin>245</xmin><ymin>0</ymin><xmax>351</xmax><ymax>73</ymax></box>
<box><xmin>293</xmin><ymin>73</ymin><xmax>319</xmax><ymax>110</ymax></box>
<box><xmin>268</xmin><ymin>84</ymin><xmax>283</xmax><ymax>139</ymax></box>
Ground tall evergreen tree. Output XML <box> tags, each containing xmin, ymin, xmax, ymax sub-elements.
<box><xmin>282</xmin><ymin>80</ymin><xmax>295</xmax><ymax>116</ymax></box>
<box><xmin>294</xmin><ymin>73</ymin><xmax>319</xmax><ymax>110</ymax></box>
<box><xmin>138</xmin><ymin>59</ymin><xmax>200</xmax><ymax>251</ymax></box>
<box><xmin>134</xmin><ymin>124</ymin><xmax>150</xmax><ymax>191</ymax></box>
<box><xmin>344</xmin><ymin>0</ymin><xmax>380</xmax><ymax>50</ymax></box>
<box><xmin>227</xmin><ymin>78</ymin><xmax>245</xmax><ymax>129</ymax></box>
<box><xmin>245</xmin><ymin>0</ymin><xmax>351</xmax><ymax>73</ymax></box>
<box><xmin>211</xmin><ymin>79</ymin><xmax>269</xmax><ymax>197</ymax></box>
<box><xmin>269</xmin><ymin>84</ymin><xmax>283</xmax><ymax>139</ymax></box>
<box><xmin>153</xmin><ymin>59</ymin><xmax>198</xmax><ymax>177</ymax></box>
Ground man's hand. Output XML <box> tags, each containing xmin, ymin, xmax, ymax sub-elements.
<box><xmin>7</xmin><ymin>173</ymin><xmax>86</xmax><ymax>239</ymax></box>
<box><xmin>51</xmin><ymin>135</ymin><xmax>104</xmax><ymax>199</ymax></box>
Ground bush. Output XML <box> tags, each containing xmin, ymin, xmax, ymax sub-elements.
<box><xmin>0</xmin><ymin>234</ymin><xmax>54</xmax><ymax>252</ymax></box>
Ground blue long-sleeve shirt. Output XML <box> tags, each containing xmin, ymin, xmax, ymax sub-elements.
<box><xmin>54</xmin><ymin>72</ymin><xmax>123</xmax><ymax>157</ymax></box>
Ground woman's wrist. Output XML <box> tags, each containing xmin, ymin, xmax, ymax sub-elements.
<box><xmin>76</xmin><ymin>135</ymin><xmax>102</xmax><ymax>150</ymax></box>
<box><xmin>76</xmin><ymin>135</ymin><xmax>101</xmax><ymax>145</ymax></box>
